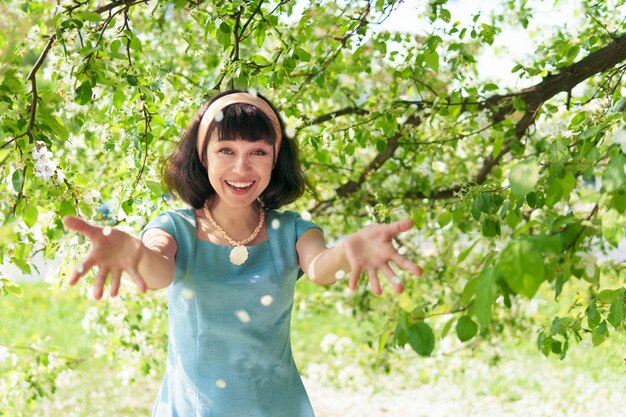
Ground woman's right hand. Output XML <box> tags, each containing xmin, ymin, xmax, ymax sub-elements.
<box><xmin>63</xmin><ymin>217</ymin><xmax>148</xmax><ymax>300</ymax></box>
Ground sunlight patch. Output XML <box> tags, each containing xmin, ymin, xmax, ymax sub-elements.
<box><xmin>260</xmin><ymin>294</ymin><xmax>274</xmax><ymax>306</ymax></box>
<box><xmin>235</xmin><ymin>310</ymin><xmax>251</xmax><ymax>323</ymax></box>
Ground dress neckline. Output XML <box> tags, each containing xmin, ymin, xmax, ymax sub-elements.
<box><xmin>193</xmin><ymin>207</ymin><xmax>271</xmax><ymax>249</ymax></box>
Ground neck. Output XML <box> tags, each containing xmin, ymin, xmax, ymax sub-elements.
<box><xmin>205</xmin><ymin>198</ymin><xmax>262</xmax><ymax>240</ymax></box>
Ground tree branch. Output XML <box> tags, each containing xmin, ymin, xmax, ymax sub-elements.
<box><xmin>314</xmin><ymin>33</ymin><xmax>626</xmax><ymax>212</ymax></box>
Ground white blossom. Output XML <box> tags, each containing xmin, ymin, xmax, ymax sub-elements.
<box><xmin>32</xmin><ymin>142</ymin><xmax>60</xmax><ymax>182</ymax></box>
<box><xmin>612</xmin><ymin>129</ymin><xmax>626</xmax><ymax>154</ymax></box>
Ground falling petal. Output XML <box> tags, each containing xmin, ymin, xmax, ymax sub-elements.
<box><xmin>398</xmin><ymin>246</ymin><xmax>408</xmax><ymax>255</ymax></box>
<box><xmin>181</xmin><ymin>288</ymin><xmax>194</xmax><ymax>299</ymax></box>
<box><xmin>102</xmin><ymin>226</ymin><xmax>112</xmax><ymax>236</ymax></box>
<box><xmin>75</xmin><ymin>264</ymin><xmax>85</xmax><ymax>274</ymax></box>
<box><xmin>215</xmin><ymin>379</ymin><xmax>226</xmax><ymax>388</ymax></box>
<box><xmin>335</xmin><ymin>270</ymin><xmax>346</xmax><ymax>280</ymax></box>
<box><xmin>160</xmin><ymin>216</ymin><xmax>169</xmax><ymax>223</ymax></box>
<box><xmin>271</xmin><ymin>219</ymin><xmax>281</xmax><ymax>229</ymax></box>
<box><xmin>260</xmin><ymin>294</ymin><xmax>274</xmax><ymax>306</ymax></box>
<box><xmin>300</xmin><ymin>210</ymin><xmax>312</xmax><ymax>221</ymax></box>
<box><xmin>391</xmin><ymin>276</ymin><xmax>402</xmax><ymax>286</ymax></box>
<box><xmin>215</xmin><ymin>110</ymin><xmax>224</xmax><ymax>122</ymax></box>
<box><xmin>235</xmin><ymin>310</ymin><xmax>251</xmax><ymax>323</ymax></box>
<box><xmin>247</xmin><ymin>88</ymin><xmax>258</xmax><ymax>97</ymax></box>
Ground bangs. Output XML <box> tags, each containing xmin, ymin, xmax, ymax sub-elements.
<box><xmin>212</xmin><ymin>103</ymin><xmax>277</xmax><ymax>145</ymax></box>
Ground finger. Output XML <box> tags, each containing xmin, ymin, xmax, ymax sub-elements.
<box><xmin>127</xmin><ymin>267</ymin><xmax>148</xmax><ymax>294</ymax></box>
<box><xmin>367</xmin><ymin>268</ymin><xmax>382</xmax><ymax>296</ymax></box>
<box><xmin>93</xmin><ymin>267</ymin><xmax>109</xmax><ymax>300</ymax></box>
<box><xmin>63</xmin><ymin>216</ymin><xmax>103</xmax><ymax>241</ymax></box>
<box><xmin>109</xmin><ymin>269</ymin><xmax>122</xmax><ymax>297</ymax></box>
<box><xmin>392</xmin><ymin>253</ymin><xmax>423</xmax><ymax>276</ymax></box>
<box><xmin>68</xmin><ymin>258</ymin><xmax>97</xmax><ymax>286</ymax></box>
<box><xmin>348</xmin><ymin>267</ymin><xmax>361</xmax><ymax>292</ymax></box>
<box><xmin>384</xmin><ymin>219</ymin><xmax>414</xmax><ymax>236</ymax></box>
<box><xmin>380</xmin><ymin>263</ymin><xmax>403</xmax><ymax>294</ymax></box>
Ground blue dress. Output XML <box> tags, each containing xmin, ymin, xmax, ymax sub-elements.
<box><xmin>142</xmin><ymin>208</ymin><xmax>320</xmax><ymax>417</ymax></box>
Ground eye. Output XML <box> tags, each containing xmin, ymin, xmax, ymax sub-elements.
<box><xmin>251</xmin><ymin>149</ymin><xmax>269</xmax><ymax>156</ymax></box>
<box><xmin>218</xmin><ymin>147</ymin><xmax>233</xmax><ymax>155</ymax></box>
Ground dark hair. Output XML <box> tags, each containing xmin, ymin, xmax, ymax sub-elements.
<box><xmin>162</xmin><ymin>89</ymin><xmax>314</xmax><ymax>210</ymax></box>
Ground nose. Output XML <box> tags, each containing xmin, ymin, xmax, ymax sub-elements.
<box><xmin>232</xmin><ymin>154</ymin><xmax>251</xmax><ymax>173</ymax></box>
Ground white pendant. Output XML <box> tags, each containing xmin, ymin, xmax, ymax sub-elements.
<box><xmin>230</xmin><ymin>245</ymin><xmax>249</xmax><ymax>266</ymax></box>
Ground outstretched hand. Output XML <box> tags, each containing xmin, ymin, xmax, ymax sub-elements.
<box><xmin>341</xmin><ymin>219</ymin><xmax>422</xmax><ymax>295</ymax></box>
<box><xmin>63</xmin><ymin>217</ymin><xmax>147</xmax><ymax>300</ymax></box>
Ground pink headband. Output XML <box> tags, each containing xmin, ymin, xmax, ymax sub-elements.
<box><xmin>196</xmin><ymin>92</ymin><xmax>283</xmax><ymax>163</ymax></box>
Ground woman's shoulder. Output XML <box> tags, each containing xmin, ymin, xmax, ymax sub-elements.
<box><xmin>144</xmin><ymin>207</ymin><xmax>196</xmax><ymax>235</ymax></box>
<box><xmin>267</xmin><ymin>209</ymin><xmax>320</xmax><ymax>238</ymax></box>
<box><xmin>158</xmin><ymin>207</ymin><xmax>196</xmax><ymax>223</ymax></box>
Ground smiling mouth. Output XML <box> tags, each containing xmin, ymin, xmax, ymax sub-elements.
<box><xmin>225</xmin><ymin>180</ymin><xmax>255</xmax><ymax>190</ymax></box>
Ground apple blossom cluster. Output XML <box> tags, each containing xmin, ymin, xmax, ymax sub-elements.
<box><xmin>32</xmin><ymin>142</ymin><xmax>63</xmax><ymax>182</ymax></box>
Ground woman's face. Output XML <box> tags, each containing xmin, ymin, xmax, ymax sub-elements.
<box><xmin>205</xmin><ymin>136</ymin><xmax>274</xmax><ymax>209</ymax></box>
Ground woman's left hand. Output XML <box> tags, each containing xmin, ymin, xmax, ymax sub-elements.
<box><xmin>340</xmin><ymin>219</ymin><xmax>422</xmax><ymax>295</ymax></box>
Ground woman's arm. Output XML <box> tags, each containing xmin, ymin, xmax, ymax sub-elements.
<box><xmin>296</xmin><ymin>220</ymin><xmax>422</xmax><ymax>295</ymax></box>
<box><xmin>63</xmin><ymin>217</ymin><xmax>177</xmax><ymax>299</ymax></box>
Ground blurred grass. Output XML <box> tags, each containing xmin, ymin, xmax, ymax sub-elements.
<box><xmin>1</xmin><ymin>280</ymin><xmax>624</xmax><ymax>417</ymax></box>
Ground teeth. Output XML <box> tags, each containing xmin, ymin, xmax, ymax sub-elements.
<box><xmin>226</xmin><ymin>181</ymin><xmax>254</xmax><ymax>189</ymax></box>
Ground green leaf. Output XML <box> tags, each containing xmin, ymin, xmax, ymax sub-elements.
<box><xmin>59</xmin><ymin>200</ymin><xmax>76</xmax><ymax>217</ymax></box>
<box><xmin>1</xmin><ymin>279</ymin><xmax>23</xmax><ymax>298</ymax></box>
<box><xmin>12</xmin><ymin>257</ymin><xmax>31</xmax><ymax>275</ymax></box>
<box><xmin>597</xmin><ymin>289</ymin><xmax>622</xmax><ymax>303</ymax></box>
<box><xmin>611</xmin><ymin>190</ymin><xmax>626</xmax><ymax>213</ymax></box>
<box><xmin>457</xmin><ymin>239</ymin><xmax>479</xmax><ymax>263</ymax></box>
<box><xmin>512</xmin><ymin>96</ymin><xmax>526</xmax><ymax>111</ymax></box>
<box><xmin>437</xmin><ymin>211</ymin><xmax>452</xmax><ymax>227</ymax></box>
<box><xmin>146</xmin><ymin>180</ymin><xmax>165</xmax><ymax>196</ymax></box>
<box><xmin>76</xmin><ymin>11</ymin><xmax>102</xmax><ymax>22</ymax></box>
<box><xmin>509</xmin><ymin>158</ymin><xmax>539</xmax><ymax>198</ymax></box>
<box><xmin>591</xmin><ymin>321</ymin><xmax>608</xmax><ymax>346</ymax></box>
<box><xmin>586</xmin><ymin>303</ymin><xmax>600</xmax><ymax>328</ymax></box>
<box><xmin>112</xmin><ymin>88</ymin><xmax>125</xmax><ymax>109</ymax></box>
<box><xmin>482</xmin><ymin>217</ymin><xmax>500</xmax><ymax>237</ymax></box>
<box><xmin>424</xmin><ymin>50</ymin><xmax>439</xmax><ymax>71</ymax></box>
<box><xmin>126</xmin><ymin>75</ymin><xmax>138</xmax><ymax>86</ymax></box>
<box><xmin>456</xmin><ymin>316</ymin><xmax>478</xmax><ymax>342</ymax></box>
<box><xmin>407</xmin><ymin>322</ymin><xmax>435</xmax><ymax>356</ymax></box>
<box><xmin>441</xmin><ymin>316</ymin><xmax>455</xmax><ymax>339</ymax></box>
<box><xmin>602</xmin><ymin>154</ymin><xmax>626</xmax><ymax>192</ymax></box>
<box><xmin>378</xmin><ymin>331</ymin><xmax>389</xmax><ymax>355</ymax></box>
<box><xmin>412</xmin><ymin>208</ymin><xmax>427</xmax><ymax>229</ymax></box>
<box><xmin>74</xmin><ymin>81</ymin><xmax>92</xmax><ymax>105</ymax></box>
<box><xmin>23</xmin><ymin>204</ymin><xmax>38</xmax><ymax>228</ymax></box>
<box><xmin>475</xmin><ymin>266</ymin><xmax>497</xmax><ymax>328</ymax></box>
<box><xmin>601</xmin><ymin>209</ymin><xmax>623</xmax><ymax>247</ymax></box>
<box><xmin>11</xmin><ymin>169</ymin><xmax>24</xmax><ymax>193</ymax></box>
<box><xmin>607</xmin><ymin>293</ymin><xmax>624</xmax><ymax>329</ymax></box>
<box><xmin>294</xmin><ymin>48</ymin><xmax>311</xmax><ymax>62</ymax></box>
<box><xmin>497</xmin><ymin>239</ymin><xmax>545</xmax><ymax>298</ymax></box>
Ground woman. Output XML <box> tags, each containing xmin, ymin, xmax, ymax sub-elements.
<box><xmin>64</xmin><ymin>89</ymin><xmax>422</xmax><ymax>416</ymax></box>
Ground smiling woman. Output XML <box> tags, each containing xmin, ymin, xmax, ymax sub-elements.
<box><xmin>62</xmin><ymin>89</ymin><xmax>423</xmax><ymax>417</ymax></box>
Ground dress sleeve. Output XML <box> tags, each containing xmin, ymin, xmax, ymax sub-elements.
<box><xmin>294</xmin><ymin>212</ymin><xmax>323</xmax><ymax>241</ymax></box>
<box><xmin>141</xmin><ymin>211</ymin><xmax>177</xmax><ymax>240</ymax></box>
<box><xmin>140</xmin><ymin>209</ymin><xmax>195</xmax><ymax>282</ymax></box>
<box><xmin>293</xmin><ymin>212</ymin><xmax>323</xmax><ymax>279</ymax></box>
